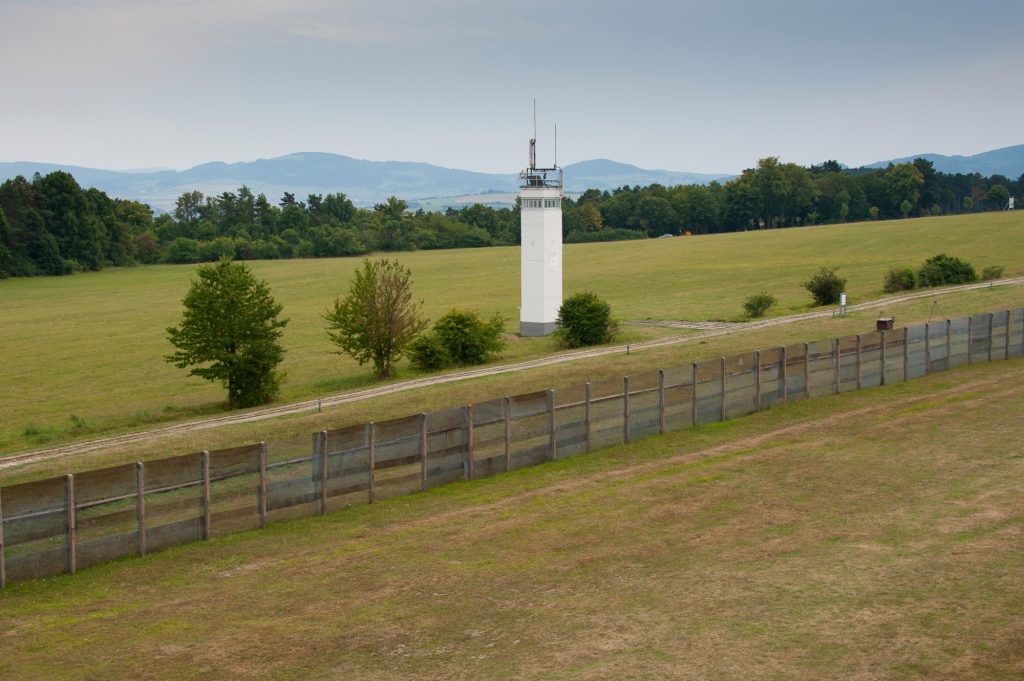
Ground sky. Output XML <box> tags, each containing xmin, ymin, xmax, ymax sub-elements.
<box><xmin>2</xmin><ymin>0</ymin><xmax>1023</xmax><ymax>174</ymax></box>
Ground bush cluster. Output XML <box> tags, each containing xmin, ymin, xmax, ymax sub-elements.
<box><xmin>917</xmin><ymin>254</ymin><xmax>977</xmax><ymax>287</ymax></box>
<box><xmin>803</xmin><ymin>267</ymin><xmax>847</xmax><ymax>306</ymax></box>
<box><xmin>410</xmin><ymin>309</ymin><xmax>506</xmax><ymax>371</ymax></box>
<box><xmin>743</xmin><ymin>292</ymin><xmax>777</xmax><ymax>318</ymax></box>
<box><xmin>980</xmin><ymin>265</ymin><xmax>1005</xmax><ymax>281</ymax></box>
<box><xmin>555</xmin><ymin>292</ymin><xmax>618</xmax><ymax>348</ymax></box>
<box><xmin>883</xmin><ymin>267</ymin><xmax>917</xmax><ymax>293</ymax></box>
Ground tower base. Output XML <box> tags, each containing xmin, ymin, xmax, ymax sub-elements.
<box><xmin>520</xmin><ymin>321</ymin><xmax>558</xmax><ymax>337</ymax></box>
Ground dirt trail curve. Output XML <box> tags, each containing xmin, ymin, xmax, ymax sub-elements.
<box><xmin>3</xmin><ymin>278</ymin><xmax>1021</xmax><ymax>471</ymax></box>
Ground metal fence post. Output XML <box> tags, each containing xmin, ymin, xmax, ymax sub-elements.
<box><xmin>720</xmin><ymin>358</ymin><xmax>727</xmax><ymax>420</ymax></box>
<box><xmin>0</xmin><ymin>487</ymin><xmax>6</xmax><ymax>588</ymax></box>
<box><xmin>945</xmin><ymin>319</ymin><xmax>952</xmax><ymax>370</ymax></box>
<box><xmin>1004</xmin><ymin>310</ymin><xmax>1011</xmax><ymax>360</ymax></box>
<box><xmin>802</xmin><ymin>342</ymin><xmax>810</xmax><ymax>398</ymax></box>
<box><xmin>318</xmin><ymin>431</ymin><xmax>328</xmax><ymax>515</ymax></box>
<box><xmin>659</xmin><ymin>368</ymin><xmax>667</xmax><ymax>432</ymax></box>
<box><xmin>201</xmin><ymin>451</ymin><xmax>211</xmax><ymax>539</ymax></box>
<box><xmin>136</xmin><ymin>462</ymin><xmax>146</xmax><ymax>556</ymax></box>
<box><xmin>419</xmin><ymin>413</ymin><xmax>428</xmax><ymax>491</ymax></box>
<box><xmin>65</xmin><ymin>473</ymin><xmax>76</xmax><ymax>575</ymax></box>
<box><xmin>924</xmin><ymin>322</ymin><xmax>931</xmax><ymax>374</ymax></box>
<box><xmin>466</xmin><ymin>404</ymin><xmax>476</xmax><ymax>478</ymax></box>
<box><xmin>855</xmin><ymin>335</ymin><xmax>863</xmax><ymax>390</ymax></box>
<box><xmin>548</xmin><ymin>390</ymin><xmax>557</xmax><ymax>461</ymax></box>
<box><xmin>691</xmin><ymin>363</ymin><xmax>698</xmax><ymax>425</ymax></box>
<box><xmin>880</xmin><ymin>330</ymin><xmax>887</xmax><ymax>386</ymax></box>
<box><xmin>780</xmin><ymin>346</ymin><xmax>788</xmax><ymax>403</ymax></box>
<box><xmin>967</xmin><ymin>315</ymin><xmax>973</xmax><ymax>364</ymax></box>
<box><xmin>988</xmin><ymin>312</ymin><xmax>994</xmax><ymax>363</ymax></box>
<box><xmin>754</xmin><ymin>350</ymin><xmax>762</xmax><ymax>408</ymax></box>
<box><xmin>623</xmin><ymin>377</ymin><xmax>631</xmax><ymax>444</ymax></box>
<box><xmin>367</xmin><ymin>422</ymin><xmax>376</xmax><ymax>503</ymax></box>
<box><xmin>833</xmin><ymin>338</ymin><xmax>841</xmax><ymax>393</ymax></box>
<box><xmin>258</xmin><ymin>442</ymin><xmax>268</xmax><ymax>528</ymax></box>
<box><xmin>584</xmin><ymin>384</ymin><xmax>592</xmax><ymax>454</ymax></box>
<box><xmin>902</xmin><ymin>327</ymin><xmax>909</xmax><ymax>382</ymax></box>
<box><xmin>504</xmin><ymin>397</ymin><xmax>513</xmax><ymax>470</ymax></box>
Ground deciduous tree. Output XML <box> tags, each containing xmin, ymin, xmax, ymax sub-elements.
<box><xmin>324</xmin><ymin>258</ymin><xmax>426</xmax><ymax>379</ymax></box>
<box><xmin>166</xmin><ymin>257</ymin><xmax>288</xmax><ymax>408</ymax></box>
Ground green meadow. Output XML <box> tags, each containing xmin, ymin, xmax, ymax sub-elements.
<box><xmin>1</xmin><ymin>211</ymin><xmax>1022</xmax><ymax>460</ymax></box>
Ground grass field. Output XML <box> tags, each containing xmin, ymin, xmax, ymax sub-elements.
<box><xmin>1</xmin><ymin>358</ymin><xmax>1021</xmax><ymax>680</ymax></box>
<box><xmin>1</xmin><ymin>211</ymin><xmax>1022</xmax><ymax>459</ymax></box>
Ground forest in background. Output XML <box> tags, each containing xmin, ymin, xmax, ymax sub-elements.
<box><xmin>1</xmin><ymin>157</ymin><xmax>1020</xmax><ymax>278</ymax></box>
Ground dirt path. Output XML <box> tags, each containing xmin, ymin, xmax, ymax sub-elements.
<box><xmin>2</xmin><ymin>278</ymin><xmax>1020</xmax><ymax>471</ymax></box>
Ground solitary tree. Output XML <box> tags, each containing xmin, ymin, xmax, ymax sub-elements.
<box><xmin>324</xmin><ymin>258</ymin><xmax>426</xmax><ymax>379</ymax></box>
<box><xmin>166</xmin><ymin>257</ymin><xmax>288</xmax><ymax>408</ymax></box>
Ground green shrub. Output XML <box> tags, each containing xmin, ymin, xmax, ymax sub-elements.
<box><xmin>408</xmin><ymin>334</ymin><xmax>452</xmax><ymax>371</ymax></box>
<box><xmin>803</xmin><ymin>267</ymin><xmax>846</xmax><ymax>306</ymax></box>
<box><xmin>432</xmin><ymin>309</ymin><xmax>506</xmax><ymax>365</ymax></box>
<box><xmin>555</xmin><ymin>292</ymin><xmax>618</xmax><ymax>348</ymax></box>
<box><xmin>743</xmin><ymin>292</ymin><xmax>777</xmax><ymax>318</ymax></box>
<box><xmin>917</xmin><ymin>254</ymin><xmax>977</xmax><ymax>287</ymax></box>
<box><xmin>883</xmin><ymin>267</ymin><xmax>916</xmax><ymax>293</ymax></box>
<box><xmin>981</xmin><ymin>265</ymin><xmax>1005</xmax><ymax>281</ymax></box>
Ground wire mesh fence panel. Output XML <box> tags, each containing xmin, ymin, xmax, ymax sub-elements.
<box><xmin>991</xmin><ymin>310</ymin><xmax>1009</xmax><ymax>361</ymax></box>
<box><xmin>74</xmin><ymin>463</ymin><xmax>138</xmax><ymax>570</ymax></box>
<box><xmin>554</xmin><ymin>384</ymin><xmax>587</xmax><ymax>459</ymax></box>
<box><xmin>265</xmin><ymin>434</ymin><xmax>317</xmax><ymax>522</ymax></box>
<box><xmin>324</xmin><ymin>425</ymin><xmax>370</xmax><ymax>511</ymax></box>
<box><xmin>662</xmin><ymin>365</ymin><xmax>694</xmax><ymax>432</ymax></box>
<box><xmin>837</xmin><ymin>336</ymin><xmax>859</xmax><ymax>392</ymax></box>
<box><xmin>588</xmin><ymin>377</ymin><xmax>624</xmax><ymax>450</ymax></box>
<box><xmin>859</xmin><ymin>332</ymin><xmax>883</xmax><ymax>389</ymax></box>
<box><xmin>694</xmin><ymin>359</ymin><xmax>723</xmax><ymax>424</ymax></box>
<box><xmin>627</xmin><ymin>370</ymin><xmax>661</xmax><ymax>440</ymax></box>
<box><xmin>724</xmin><ymin>352</ymin><xmax>757</xmax><ymax>419</ymax></box>
<box><xmin>471</xmin><ymin>398</ymin><xmax>507</xmax><ymax>479</ymax></box>
<box><xmin>143</xmin><ymin>452</ymin><xmax>203</xmax><ymax>554</ymax></box>
<box><xmin>927</xmin><ymin>321</ymin><xmax>950</xmax><ymax>373</ymax></box>
<box><xmin>758</xmin><ymin>348</ymin><xmax>784</xmax><ymax>408</ymax></box>
<box><xmin>969</xmin><ymin>314</ymin><xmax>992</xmax><ymax>363</ymax></box>
<box><xmin>207</xmin><ymin>444</ymin><xmax>261</xmax><ymax>538</ymax></box>
<box><xmin>949</xmin><ymin>316</ymin><xmax>970</xmax><ymax>368</ymax></box>
<box><xmin>1010</xmin><ymin>308</ymin><xmax>1024</xmax><ymax>357</ymax></box>
<box><xmin>373</xmin><ymin>415</ymin><xmax>423</xmax><ymax>500</ymax></box>
<box><xmin>905</xmin><ymin>323</ymin><xmax>928</xmax><ymax>380</ymax></box>
<box><xmin>882</xmin><ymin>331</ymin><xmax>905</xmax><ymax>385</ymax></box>
<box><xmin>426</xmin><ymin>407</ymin><xmax>467</xmax><ymax>489</ymax></box>
<box><xmin>783</xmin><ymin>343</ymin><xmax>808</xmax><ymax>400</ymax></box>
<box><xmin>1</xmin><ymin>476</ymin><xmax>68</xmax><ymax>581</ymax></box>
<box><xmin>509</xmin><ymin>391</ymin><xmax>550</xmax><ymax>470</ymax></box>
<box><xmin>805</xmin><ymin>340</ymin><xmax>835</xmax><ymax>398</ymax></box>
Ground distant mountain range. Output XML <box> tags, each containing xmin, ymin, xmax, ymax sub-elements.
<box><xmin>2</xmin><ymin>145</ymin><xmax>1021</xmax><ymax>212</ymax></box>
<box><xmin>865</xmin><ymin>144</ymin><xmax>1024</xmax><ymax>177</ymax></box>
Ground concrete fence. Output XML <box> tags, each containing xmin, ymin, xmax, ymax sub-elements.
<box><xmin>2</xmin><ymin>307</ymin><xmax>1022</xmax><ymax>588</ymax></box>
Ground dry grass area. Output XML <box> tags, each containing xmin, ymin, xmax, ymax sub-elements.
<box><xmin>1</xmin><ymin>359</ymin><xmax>1022</xmax><ymax>679</ymax></box>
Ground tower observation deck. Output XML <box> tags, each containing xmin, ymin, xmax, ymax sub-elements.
<box><xmin>519</xmin><ymin>137</ymin><xmax>563</xmax><ymax>336</ymax></box>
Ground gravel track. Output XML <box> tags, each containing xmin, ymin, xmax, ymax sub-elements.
<box><xmin>3</xmin><ymin>277</ymin><xmax>1020</xmax><ymax>471</ymax></box>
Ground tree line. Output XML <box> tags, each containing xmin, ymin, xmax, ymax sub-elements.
<box><xmin>570</xmin><ymin>157</ymin><xmax>1021</xmax><ymax>236</ymax></box>
<box><xmin>2</xmin><ymin>159</ymin><xmax>1020</xmax><ymax>278</ymax></box>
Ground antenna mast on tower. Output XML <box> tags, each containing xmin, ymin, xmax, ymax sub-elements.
<box><xmin>529</xmin><ymin>99</ymin><xmax>537</xmax><ymax>170</ymax></box>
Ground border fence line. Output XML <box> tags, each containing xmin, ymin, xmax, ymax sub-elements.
<box><xmin>1</xmin><ymin>307</ymin><xmax>1022</xmax><ymax>588</ymax></box>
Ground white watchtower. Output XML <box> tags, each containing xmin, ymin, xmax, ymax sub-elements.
<box><xmin>519</xmin><ymin>137</ymin><xmax>563</xmax><ymax>336</ymax></box>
